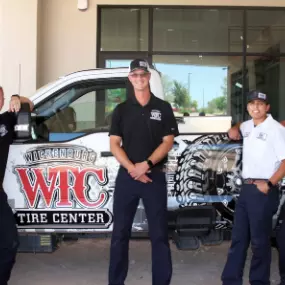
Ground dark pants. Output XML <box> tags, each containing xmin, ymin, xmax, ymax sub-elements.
<box><xmin>221</xmin><ymin>184</ymin><xmax>279</xmax><ymax>285</ymax></box>
<box><xmin>108</xmin><ymin>168</ymin><xmax>172</xmax><ymax>285</ymax></box>
<box><xmin>0</xmin><ymin>190</ymin><xmax>19</xmax><ymax>285</ymax></box>
<box><xmin>276</xmin><ymin>203</ymin><xmax>285</xmax><ymax>285</ymax></box>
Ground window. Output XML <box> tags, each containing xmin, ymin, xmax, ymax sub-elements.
<box><xmin>153</xmin><ymin>8</ymin><xmax>243</xmax><ymax>52</ymax></box>
<box><xmin>246</xmin><ymin>55</ymin><xmax>285</xmax><ymax>121</ymax></box>
<box><xmin>153</xmin><ymin>55</ymin><xmax>244</xmax><ymax>125</ymax></box>
<box><xmin>100</xmin><ymin>8</ymin><xmax>149</xmax><ymax>51</ymax></box>
<box><xmin>98</xmin><ymin>6</ymin><xmax>285</xmax><ymax>126</ymax></box>
<box><xmin>247</xmin><ymin>10</ymin><xmax>285</xmax><ymax>53</ymax></box>
<box><xmin>34</xmin><ymin>80</ymin><xmax>127</xmax><ymax>141</ymax></box>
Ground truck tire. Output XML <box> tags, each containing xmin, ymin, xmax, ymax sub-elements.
<box><xmin>174</xmin><ymin>134</ymin><xmax>243</xmax><ymax>223</ymax></box>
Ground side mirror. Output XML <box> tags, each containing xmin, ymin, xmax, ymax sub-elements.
<box><xmin>14</xmin><ymin>103</ymin><xmax>32</xmax><ymax>142</ymax></box>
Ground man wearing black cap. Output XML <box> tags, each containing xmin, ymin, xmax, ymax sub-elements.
<box><xmin>108</xmin><ymin>59</ymin><xmax>179</xmax><ymax>285</ymax></box>
<box><xmin>221</xmin><ymin>90</ymin><xmax>285</xmax><ymax>285</ymax></box>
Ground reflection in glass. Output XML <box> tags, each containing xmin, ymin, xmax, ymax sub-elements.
<box><xmin>246</xmin><ymin>56</ymin><xmax>285</xmax><ymax>121</ymax></box>
<box><xmin>247</xmin><ymin>10</ymin><xmax>285</xmax><ymax>53</ymax></box>
<box><xmin>153</xmin><ymin>55</ymin><xmax>243</xmax><ymax>124</ymax></box>
<box><xmin>105</xmin><ymin>59</ymin><xmax>132</xmax><ymax>68</ymax></box>
<box><xmin>101</xmin><ymin>8</ymin><xmax>148</xmax><ymax>51</ymax></box>
<box><xmin>153</xmin><ymin>8</ymin><xmax>243</xmax><ymax>52</ymax></box>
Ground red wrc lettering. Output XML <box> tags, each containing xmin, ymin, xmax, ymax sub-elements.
<box><xmin>14</xmin><ymin>165</ymin><xmax>108</xmax><ymax>209</ymax></box>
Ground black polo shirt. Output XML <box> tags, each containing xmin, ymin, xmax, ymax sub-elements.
<box><xmin>109</xmin><ymin>93</ymin><xmax>179</xmax><ymax>169</ymax></box>
<box><xmin>0</xmin><ymin>112</ymin><xmax>16</xmax><ymax>190</ymax></box>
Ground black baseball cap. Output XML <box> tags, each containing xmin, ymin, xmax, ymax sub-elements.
<box><xmin>129</xmin><ymin>59</ymin><xmax>150</xmax><ymax>73</ymax></box>
<box><xmin>247</xmin><ymin>90</ymin><xmax>268</xmax><ymax>104</ymax></box>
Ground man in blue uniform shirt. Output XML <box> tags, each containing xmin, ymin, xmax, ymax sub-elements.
<box><xmin>222</xmin><ymin>90</ymin><xmax>285</xmax><ymax>285</ymax></box>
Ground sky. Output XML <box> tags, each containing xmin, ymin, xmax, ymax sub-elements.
<box><xmin>106</xmin><ymin>59</ymin><xmax>228</xmax><ymax>109</ymax></box>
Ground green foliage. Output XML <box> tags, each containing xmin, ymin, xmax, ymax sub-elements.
<box><xmin>205</xmin><ymin>77</ymin><xmax>227</xmax><ymax>114</ymax></box>
<box><xmin>161</xmin><ymin>74</ymin><xmax>174</xmax><ymax>103</ymax></box>
<box><xmin>172</xmin><ymin>80</ymin><xmax>197</xmax><ymax>111</ymax></box>
<box><xmin>161</xmin><ymin>76</ymin><xmax>200</xmax><ymax>112</ymax></box>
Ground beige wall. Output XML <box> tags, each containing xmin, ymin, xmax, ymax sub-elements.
<box><xmin>38</xmin><ymin>0</ymin><xmax>97</xmax><ymax>87</ymax></box>
<box><xmin>0</xmin><ymin>1</ymin><xmax>3</xmax><ymax>90</ymax></box>
<box><xmin>0</xmin><ymin>0</ymin><xmax>38</xmax><ymax>111</ymax></box>
<box><xmin>95</xmin><ymin>0</ymin><xmax>285</xmax><ymax>5</ymax></box>
<box><xmin>1</xmin><ymin>0</ymin><xmax>285</xmax><ymax>106</ymax></box>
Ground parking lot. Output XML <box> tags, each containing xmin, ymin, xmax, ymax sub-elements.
<box><xmin>10</xmin><ymin>238</ymin><xmax>281</xmax><ymax>285</ymax></box>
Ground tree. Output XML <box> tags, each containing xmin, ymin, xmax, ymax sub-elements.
<box><xmin>161</xmin><ymin>74</ymin><xmax>174</xmax><ymax>103</ymax></box>
<box><xmin>205</xmin><ymin>76</ymin><xmax>228</xmax><ymax>114</ymax></box>
<box><xmin>221</xmin><ymin>76</ymin><xmax>227</xmax><ymax>97</ymax></box>
<box><xmin>216</xmin><ymin>96</ymin><xmax>227</xmax><ymax>111</ymax></box>
<box><xmin>191</xmin><ymin>100</ymin><xmax>198</xmax><ymax>111</ymax></box>
<box><xmin>171</xmin><ymin>80</ymin><xmax>199</xmax><ymax>112</ymax></box>
<box><xmin>206</xmin><ymin>77</ymin><xmax>228</xmax><ymax>114</ymax></box>
<box><xmin>218</xmin><ymin>76</ymin><xmax>228</xmax><ymax>112</ymax></box>
<box><xmin>205</xmin><ymin>96</ymin><xmax>227</xmax><ymax>114</ymax></box>
<box><xmin>172</xmin><ymin>80</ymin><xmax>190</xmax><ymax>109</ymax></box>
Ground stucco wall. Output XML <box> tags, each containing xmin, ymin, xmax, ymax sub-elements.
<box><xmin>0</xmin><ymin>0</ymin><xmax>38</xmax><ymax>110</ymax></box>
<box><xmin>95</xmin><ymin>0</ymin><xmax>285</xmax><ymax>5</ymax></box>
<box><xmin>38</xmin><ymin>0</ymin><xmax>97</xmax><ymax>87</ymax></box>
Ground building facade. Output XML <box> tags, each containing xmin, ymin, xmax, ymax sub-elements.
<box><xmin>1</xmin><ymin>0</ymin><xmax>285</xmax><ymax>121</ymax></box>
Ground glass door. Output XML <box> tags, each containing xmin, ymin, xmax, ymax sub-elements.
<box><xmin>98</xmin><ymin>53</ymin><xmax>151</xmax><ymax>68</ymax></box>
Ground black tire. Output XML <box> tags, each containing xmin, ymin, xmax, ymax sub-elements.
<box><xmin>174</xmin><ymin>134</ymin><xmax>242</xmax><ymax>224</ymax></box>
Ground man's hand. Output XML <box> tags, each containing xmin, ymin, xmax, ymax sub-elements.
<box><xmin>8</xmin><ymin>95</ymin><xmax>21</xmax><ymax>113</ymax></box>
<box><xmin>129</xmin><ymin>161</ymin><xmax>150</xmax><ymax>180</ymax></box>
<box><xmin>228</xmin><ymin>125</ymin><xmax>241</xmax><ymax>140</ymax></box>
<box><xmin>254</xmin><ymin>181</ymin><xmax>269</xmax><ymax>195</ymax></box>
<box><xmin>136</xmin><ymin>174</ymin><xmax>152</xmax><ymax>183</ymax></box>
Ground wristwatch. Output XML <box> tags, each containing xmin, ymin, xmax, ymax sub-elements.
<box><xmin>267</xmin><ymin>180</ymin><xmax>273</xmax><ymax>188</ymax></box>
<box><xmin>146</xmin><ymin>159</ymin><xmax>154</xmax><ymax>169</ymax></box>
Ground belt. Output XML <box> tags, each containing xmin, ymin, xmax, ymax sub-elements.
<box><xmin>243</xmin><ymin>178</ymin><xmax>268</xmax><ymax>184</ymax></box>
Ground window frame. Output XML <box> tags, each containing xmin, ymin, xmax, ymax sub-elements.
<box><xmin>98</xmin><ymin>6</ymin><xmax>285</xmax><ymax>122</ymax></box>
<box><xmin>30</xmin><ymin>78</ymin><xmax>128</xmax><ymax>143</ymax></box>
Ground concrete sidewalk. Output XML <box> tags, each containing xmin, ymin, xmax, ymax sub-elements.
<box><xmin>10</xmin><ymin>239</ymin><xmax>281</xmax><ymax>285</ymax></box>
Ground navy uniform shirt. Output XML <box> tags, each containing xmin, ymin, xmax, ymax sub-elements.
<box><xmin>109</xmin><ymin>93</ymin><xmax>179</xmax><ymax>169</ymax></box>
<box><xmin>0</xmin><ymin>112</ymin><xmax>16</xmax><ymax>189</ymax></box>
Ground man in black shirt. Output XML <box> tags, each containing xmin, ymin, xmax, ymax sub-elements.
<box><xmin>0</xmin><ymin>86</ymin><xmax>33</xmax><ymax>285</ymax></box>
<box><xmin>108</xmin><ymin>59</ymin><xmax>179</xmax><ymax>285</ymax></box>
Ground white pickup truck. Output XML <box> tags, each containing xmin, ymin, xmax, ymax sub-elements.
<box><xmin>4</xmin><ymin>67</ymin><xmax>283</xmax><ymax>250</ymax></box>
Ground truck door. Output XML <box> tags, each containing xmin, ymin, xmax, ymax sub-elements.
<box><xmin>4</xmin><ymin>78</ymin><xmax>128</xmax><ymax>233</ymax></box>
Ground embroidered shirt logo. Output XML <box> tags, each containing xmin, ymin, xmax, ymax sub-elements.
<box><xmin>0</xmin><ymin>124</ymin><xmax>8</xmax><ymax>137</ymax></box>
<box><xmin>150</xmin><ymin>110</ymin><xmax>161</xmax><ymax>121</ymax></box>
<box><xmin>257</xmin><ymin>132</ymin><xmax>267</xmax><ymax>141</ymax></box>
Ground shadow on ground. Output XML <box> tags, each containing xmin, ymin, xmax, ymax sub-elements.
<box><xmin>10</xmin><ymin>239</ymin><xmax>281</xmax><ymax>285</ymax></box>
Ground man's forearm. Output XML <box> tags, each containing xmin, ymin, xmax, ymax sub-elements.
<box><xmin>20</xmin><ymin>96</ymin><xmax>34</xmax><ymax>111</ymax></box>
<box><xmin>233</xmin><ymin>122</ymin><xmax>241</xmax><ymax>129</ymax></box>
<box><xmin>111</xmin><ymin>144</ymin><xmax>134</xmax><ymax>171</ymax></box>
<box><xmin>269</xmin><ymin>160</ymin><xmax>285</xmax><ymax>185</ymax></box>
<box><xmin>148</xmin><ymin>140</ymin><xmax>173</xmax><ymax>166</ymax></box>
